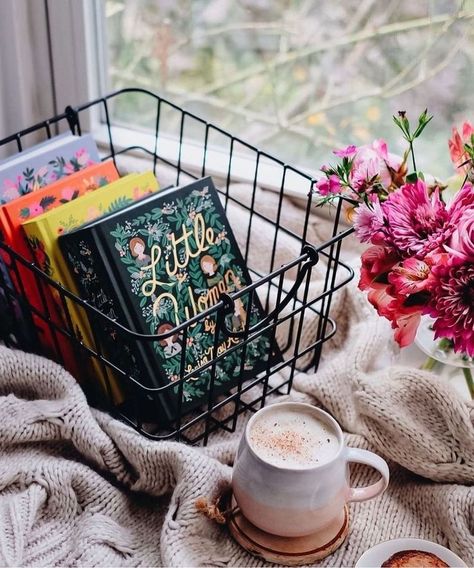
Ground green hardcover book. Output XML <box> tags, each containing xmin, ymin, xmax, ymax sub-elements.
<box><xmin>59</xmin><ymin>177</ymin><xmax>279</xmax><ymax>421</ymax></box>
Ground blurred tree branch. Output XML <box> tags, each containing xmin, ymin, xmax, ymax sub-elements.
<box><xmin>289</xmin><ymin>8</ymin><xmax>470</xmax><ymax>125</ymax></box>
<box><xmin>190</xmin><ymin>10</ymin><xmax>473</xmax><ymax>98</ymax></box>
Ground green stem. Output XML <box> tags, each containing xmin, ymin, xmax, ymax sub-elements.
<box><xmin>421</xmin><ymin>338</ymin><xmax>452</xmax><ymax>371</ymax></box>
<box><xmin>421</xmin><ymin>356</ymin><xmax>438</xmax><ymax>371</ymax></box>
<box><xmin>462</xmin><ymin>367</ymin><xmax>474</xmax><ymax>400</ymax></box>
<box><xmin>409</xmin><ymin>140</ymin><xmax>417</xmax><ymax>172</ymax></box>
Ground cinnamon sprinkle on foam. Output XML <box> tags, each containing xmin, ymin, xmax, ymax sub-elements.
<box><xmin>248</xmin><ymin>410</ymin><xmax>339</xmax><ymax>469</ymax></box>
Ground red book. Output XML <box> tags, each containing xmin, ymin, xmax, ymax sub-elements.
<box><xmin>0</xmin><ymin>160</ymin><xmax>119</xmax><ymax>372</ymax></box>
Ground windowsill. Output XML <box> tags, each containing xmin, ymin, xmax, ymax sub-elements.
<box><xmin>93</xmin><ymin>123</ymin><xmax>319</xmax><ymax>201</ymax></box>
<box><xmin>91</xmin><ymin>122</ymin><xmax>353</xmax><ymax>230</ymax></box>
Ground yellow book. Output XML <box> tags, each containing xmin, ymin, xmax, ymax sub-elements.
<box><xmin>22</xmin><ymin>171</ymin><xmax>160</xmax><ymax>397</ymax></box>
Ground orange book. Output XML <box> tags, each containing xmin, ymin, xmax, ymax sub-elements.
<box><xmin>0</xmin><ymin>160</ymin><xmax>119</xmax><ymax>370</ymax></box>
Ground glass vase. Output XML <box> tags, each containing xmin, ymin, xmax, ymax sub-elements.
<box><xmin>416</xmin><ymin>316</ymin><xmax>474</xmax><ymax>399</ymax></box>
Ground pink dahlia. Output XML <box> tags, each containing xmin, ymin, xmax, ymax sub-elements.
<box><xmin>427</xmin><ymin>262</ymin><xmax>474</xmax><ymax>356</ymax></box>
<box><xmin>2</xmin><ymin>185</ymin><xmax>19</xmax><ymax>201</ymax></box>
<box><xmin>446</xmin><ymin>208</ymin><xmax>474</xmax><ymax>264</ymax></box>
<box><xmin>383</xmin><ymin>180</ymin><xmax>454</xmax><ymax>258</ymax></box>
<box><xmin>353</xmin><ymin>199</ymin><xmax>387</xmax><ymax>244</ymax></box>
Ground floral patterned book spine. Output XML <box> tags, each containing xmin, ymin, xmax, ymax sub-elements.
<box><xmin>0</xmin><ymin>160</ymin><xmax>119</xmax><ymax>358</ymax></box>
<box><xmin>59</xmin><ymin>226</ymin><xmax>161</xmax><ymax>415</ymax></box>
<box><xmin>0</xmin><ymin>134</ymin><xmax>100</xmax><ymax>204</ymax></box>
<box><xmin>21</xmin><ymin>172</ymin><xmax>160</xmax><ymax>392</ymax></box>
<box><xmin>0</xmin><ymin>160</ymin><xmax>119</xmax><ymax>259</ymax></box>
<box><xmin>59</xmin><ymin>177</ymin><xmax>277</xmax><ymax>420</ymax></box>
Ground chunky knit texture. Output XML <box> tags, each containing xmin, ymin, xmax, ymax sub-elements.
<box><xmin>0</xmin><ymin>188</ymin><xmax>473</xmax><ymax>567</ymax></box>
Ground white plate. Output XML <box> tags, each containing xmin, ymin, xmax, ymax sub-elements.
<box><xmin>355</xmin><ymin>538</ymin><xmax>468</xmax><ymax>567</ymax></box>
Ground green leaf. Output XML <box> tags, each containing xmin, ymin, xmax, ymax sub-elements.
<box><xmin>393</xmin><ymin>112</ymin><xmax>411</xmax><ymax>139</ymax></box>
<box><xmin>413</xmin><ymin>110</ymin><xmax>433</xmax><ymax>139</ymax></box>
<box><xmin>39</xmin><ymin>195</ymin><xmax>56</xmax><ymax>209</ymax></box>
<box><xmin>406</xmin><ymin>172</ymin><xmax>418</xmax><ymax>183</ymax></box>
<box><xmin>107</xmin><ymin>196</ymin><xmax>133</xmax><ymax>213</ymax></box>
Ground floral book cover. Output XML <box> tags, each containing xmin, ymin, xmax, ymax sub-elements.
<box><xmin>59</xmin><ymin>176</ymin><xmax>280</xmax><ymax>421</ymax></box>
<box><xmin>0</xmin><ymin>160</ymin><xmax>119</xmax><ymax>358</ymax></box>
<box><xmin>0</xmin><ymin>133</ymin><xmax>100</xmax><ymax>204</ymax></box>
<box><xmin>22</xmin><ymin>171</ymin><xmax>159</xmax><ymax>390</ymax></box>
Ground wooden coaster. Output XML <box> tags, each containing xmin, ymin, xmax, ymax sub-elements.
<box><xmin>228</xmin><ymin>498</ymin><xmax>349</xmax><ymax>566</ymax></box>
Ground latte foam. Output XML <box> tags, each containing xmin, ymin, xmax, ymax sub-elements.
<box><xmin>248</xmin><ymin>407</ymin><xmax>339</xmax><ymax>469</ymax></box>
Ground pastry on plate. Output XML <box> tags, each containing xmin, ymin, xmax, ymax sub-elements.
<box><xmin>381</xmin><ymin>550</ymin><xmax>449</xmax><ymax>567</ymax></box>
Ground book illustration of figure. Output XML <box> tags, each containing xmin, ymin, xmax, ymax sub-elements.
<box><xmin>157</xmin><ymin>322</ymin><xmax>182</xmax><ymax>359</ymax></box>
<box><xmin>200</xmin><ymin>254</ymin><xmax>223</xmax><ymax>287</ymax></box>
<box><xmin>60</xmin><ymin>176</ymin><xmax>278</xmax><ymax>416</ymax></box>
<box><xmin>231</xmin><ymin>297</ymin><xmax>247</xmax><ymax>332</ymax></box>
<box><xmin>130</xmin><ymin>237</ymin><xmax>151</xmax><ymax>267</ymax></box>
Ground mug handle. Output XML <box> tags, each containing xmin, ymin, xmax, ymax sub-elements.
<box><xmin>346</xmin><ymin>447</ymin><xmax>390</xmax><ymax>502</ymax></box>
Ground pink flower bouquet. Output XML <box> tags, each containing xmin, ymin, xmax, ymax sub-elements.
<box><xmin>315</xmin><ymin>112</ymin><xmax>474</xmax><ymax>396</ymax></box>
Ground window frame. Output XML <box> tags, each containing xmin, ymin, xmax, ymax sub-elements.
<box><xmin>46</xmin><ymin>0</ymin><xmax>105</xmax><ymax>129</ymax></box>
<box><xmin>45</xmin><ymin>0</ymin><xmax>319</xmax><ymax>200</ymax></box>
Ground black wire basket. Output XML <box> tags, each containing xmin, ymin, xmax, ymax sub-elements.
<box><xmin>0</xmin><ymin>88</ymin><xmax>354</xmax><ymax>445</ymax></box>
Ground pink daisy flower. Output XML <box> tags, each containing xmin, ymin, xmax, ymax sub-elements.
<box><xmin>353</xmin><ymin>199</ymin><xmax>387</xmax><ymax>244</ymax></box>
<box><xmin>29</xmin><ymin>203</ymin><xmax>44</xmax><ymax>216</ymax></box>
<box><xmin>427</xmin><ymin>262</ymin><xmax>474</xmax><ymax>356</ymax></box>
<box><xmin>383</xmin><ymin>180</ymin><xmax>457</xmax><ymax>258</ymax></box>
<box><xmin>446</xmin><ymin>208</ymin><xmax>474</xmax><ymax>263</ymax></box>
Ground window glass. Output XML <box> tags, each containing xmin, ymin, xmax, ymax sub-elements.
<box><xmin>104</xmin><ymin>0</ymin><xmax>473</xmax><ymax>178</ymax></box>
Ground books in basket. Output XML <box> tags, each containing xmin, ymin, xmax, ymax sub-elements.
<box><xmin>0</xmin><ymin>133</ymin><xmax>100</xmax><ymax>203</ymax></box>
<box><xmin>21</xmin><ymin>171</ymin><xmax>160</xmax><ymax>388</ymax></box>
<box><xmin>0</xmin><ymin>160</ymin><xmax>120</xmax><ymax>359</ymax></box>
<box><xmin>59</xmin><ymin>176</ymin><xmax>277</xmax><ymax>421</ymax></box>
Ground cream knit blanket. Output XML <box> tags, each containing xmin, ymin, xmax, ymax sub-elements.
<box><xmin>0</xmin><ymin>188</ymin><xmax>473</xmax><ymax>567</ymax></box>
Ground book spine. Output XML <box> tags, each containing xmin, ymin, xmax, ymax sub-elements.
<box><xmin>0</xmin><ymin>208</ymin><xmax>16</xmax><ymax>290</ymax></box>
<box><xmin>19</xmin><ymin>219</ymin><xmax>80</xmax><ymax>372</ymax></box>
<box><xmin>0</xmin><ymin>208</ymin><xmax>26</xmax><ymax>343</ymax></box>
<box><xmin>34</xmin><ymin>219</ymin><xmax>124</xmax><ymax>398</ymax></box>
<box><xmin>88</xmin><ymin>227</ymin><xmax>170</xmax><ymax>406</ymax></box>
<box><xmin>0</xmin><ymin>208</ymin><xmax>42</xmax><ymax>349</ymax></box>
<box><xmin>24</xmin><ymin>217</ymin><xmax>91</xmax><ymax>338</ymax></box>
<box><xmin>0</xmin><ymin>208</ymin><xmax>14</xmax><ymax>244</ymax></box>
<box><xmin>60</xmin><ymin>227</ymin><xmax>167</xmax><ymax>414</ymax></box>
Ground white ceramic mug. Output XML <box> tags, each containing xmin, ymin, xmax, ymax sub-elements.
<box><xmin>232</xmin><ymin>402</ymin><xmax>389</xmax><ymax>538</ymax></box>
